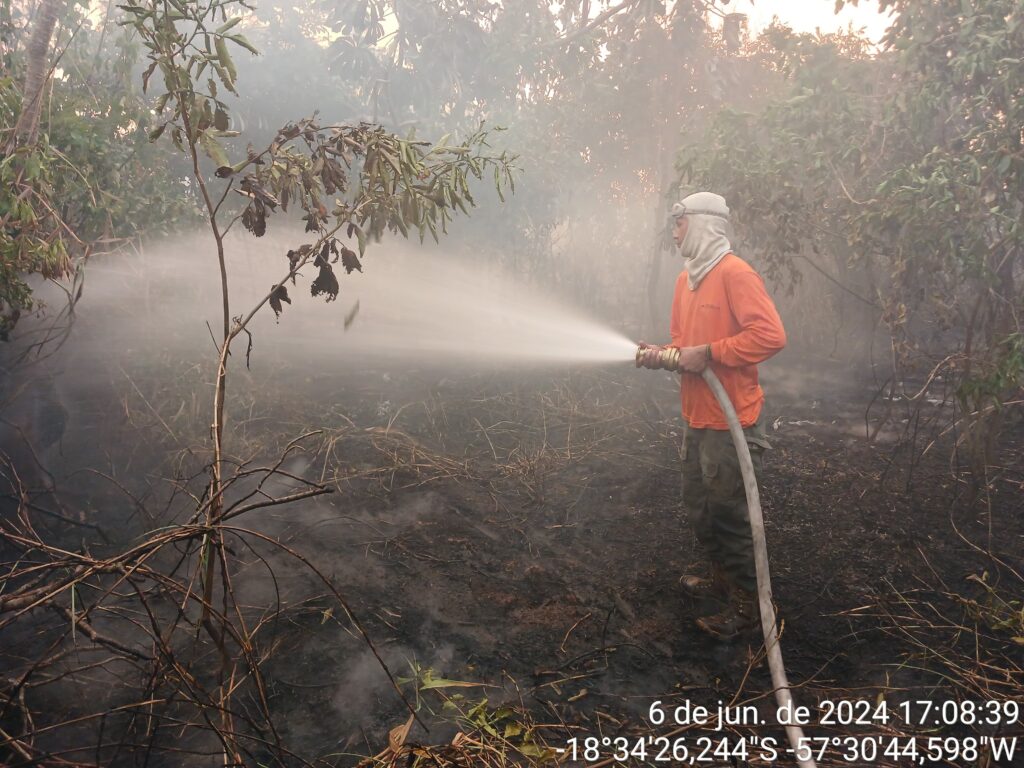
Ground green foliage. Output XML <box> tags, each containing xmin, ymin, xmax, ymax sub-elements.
<box><xmin>678</xmin><ymin>25</ymin><xmax>881</xmax><ymax>287</ymax></box>
<box><xmin>119</xmin><ymin>0</ymin><xmax>254</xmax><ymax>166</ymax></box>
<box><xmin>121</xmin><ymin>0</ymin><xmax>515</xmax><ymax>327</ymax></box>
<box><xmin>228</xmin><ymin>118</ymin><xmax>514</xmax><ymax>255</ymax></box>
<box><xmin>397</xmin><ymin>662</ymin><xmax>557</xmax><ymax>764</ymax></box>
<box><xmin>957</xmin><ymin>333</ymin><xmax>1024</xmax><ymax>409</ymax></box>
<box><xmin>0</xmin><ymin>112</ymin><xmax>71</xmax><ymax>338</ymax></box>
<box><xmin>1</xmin><ymin>7</ymin><xmax>198</xmax><ymax>339</ymax></box>
<box><xmin>324</xmin><ymin>0</ymin><xmax>739</xmax><ymax>315</ymax></box>
<box><xmin>962</xmin><ymin>572</ymin><xmax>1024</xmax><ymax>645</ymax></box>
<box><xmin>47</xmin><ymin>30</ymin><xmax>199</xmax><ymax>239</ymax></box>
<box><xmin>680</xmin><ymin>3</ymin><xmax>1024</xmax><ymax>470</ymax></box>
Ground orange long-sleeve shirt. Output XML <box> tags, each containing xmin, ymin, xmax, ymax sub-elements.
<box><xmin>669</xmin><ymin>253</ymin><xmax>786</xmax><ymax>429</ymax></box>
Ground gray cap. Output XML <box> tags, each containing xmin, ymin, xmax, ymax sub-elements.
<box><xmin>670</xmin><ymin>192</ymin><xmax>730</xmax><ymax>221</ymax></box>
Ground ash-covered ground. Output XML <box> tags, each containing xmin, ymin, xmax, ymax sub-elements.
<box><xmin>4</xmin><ymin>340</ymin><xmax>1022</xmax><ymax>765</ymax></box>
<box><xmin>1</xmin><ymin>239</ymin><xmax>1022</xmax><ymax>766</ymax></box>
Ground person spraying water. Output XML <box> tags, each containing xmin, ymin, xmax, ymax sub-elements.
<box><xmin>634</xmin><ymin>192</ymin><xmax>815</xmax><ymax>768</ymax></box>
<box><xmin>637</xmin><ymin>191</ymin><xmax>786</xmax><ymax>639</ymax></box>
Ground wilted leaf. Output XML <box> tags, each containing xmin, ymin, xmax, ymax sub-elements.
<box><xmin>269</xmin><ymin>284</ymin><xmax>290</xmax><ymax>319</ymax></box>
<box><xmin>141</xmin><ymin>60</ymin><xmax>158</xmax><ymax>92</ymax></box>
<box><xmin>311</xmin><ymin>262</ymin><xmax>339</xmax><ymax>301</ymax></box>
<box><xmin>340</xmin><ymin>245</ymin><xmax>362</xmax><ymax>274</ymax></box>
<box><xmin>387</xmin><ymin>715</ymin><xmax>414</xmax><ymax>753</ymax></box>
<box><xmin>277</xmin><ymin>123</ymin><xmax>301</xmax><ymax>142</ymax></box>
<box><xmin>286</xmin><ymin>249</ymin><xmax>301</xmax><ymax>283</ymax></box>
<box><xmin>240</xmin><ymin>174</ymin><xmax>279</xmax><ymax>208</ymax></box>
<box><xmin>315</xmin><ymin>241</ymin><xmax>331</xmax><ymax>267</ymax></box>
<box><xmin>303</xmin><ymin>210</ymin><xmax>325</xmax><ymax>232</ymax></box>
<box><xmin>242</xmin><ymin>201</ymin><xmax>266</xmax><ymax>237</ymax></box>
<box><xmin>214</xmin><ymin>105</ymin><xmax>229</xmax><ymax>131</ymax></box>
<box><xmin>199</xmin><ymin>133</ymin><xmax>230</xmax><ymax>168</ymax></box>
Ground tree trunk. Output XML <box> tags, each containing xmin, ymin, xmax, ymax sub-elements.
<box><xmin>10</xmin><ymin>0</ymin><xmax>67</xmax><ymax>149</ymax></box>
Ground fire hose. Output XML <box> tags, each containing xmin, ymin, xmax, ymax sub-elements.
<box><xmin>636</xmin><ymin>345</ymin><xmax>816</xmax><ymax>768</ymax></box>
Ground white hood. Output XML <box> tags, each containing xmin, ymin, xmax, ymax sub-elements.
<box><xmin>675</xmin><ymin>192</ymin><xmax>732</xmax><ymax>290</ymax></box>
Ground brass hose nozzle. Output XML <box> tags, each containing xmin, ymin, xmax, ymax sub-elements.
<box><xmin>635</xmin><ymin>344</ymin><xmax>680</xmax><ymax>372</ymax></box>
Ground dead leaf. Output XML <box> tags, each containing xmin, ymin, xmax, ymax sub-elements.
<box><xmin>311</xmin><ymin>262</ymin><xmax>339</xmax><ymax>301</ymax></box>
<box><xmin>340</xmin><ymin>245</ymin><xmax>362</xmax><ymax>274</ymax></box>
<box><xmin>315</xmin><ymin>241</ymin><xmax>331</xmax><ymax>267</ymax></box>
<box><xmin>269</xmin><ymin>284</ymin><xmax>291</xmax><ymax>318</ymax></box>
<box><xmin>242</xmin><ymin>200</ymin><xmax>267</xmax><ymax>237</ymax></box>
<box><xmin>240</xmin><ymin>174</ymin><xmax>279</xmax><ymax>208</ymax></box>
<box><xmin>388</xmin><ymin>715</ymin><xmax>414</xmax><ymax>752</ymax></box>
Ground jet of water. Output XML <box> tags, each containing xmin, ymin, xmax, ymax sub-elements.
<box><xmin>64</xmin><ymin>230</ymin><xmax>639</xmax><ymax>369</ymax></box>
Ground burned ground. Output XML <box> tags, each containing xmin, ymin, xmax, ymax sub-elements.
<box><xmin>3</xmin><ymin>345</ymin><xmax>1021</xmax><ymax>766</ymax></box>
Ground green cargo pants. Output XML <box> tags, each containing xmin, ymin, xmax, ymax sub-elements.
<box><xmin>680</xmin><ymin>413</ymin><xmax>770</xmax><ymax>594</ymax></box>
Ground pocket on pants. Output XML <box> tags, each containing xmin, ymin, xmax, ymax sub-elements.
<box><xmin>699</xmin><ymin>453</ymin><xmax>719</xmax><ymax>484</ymax></box>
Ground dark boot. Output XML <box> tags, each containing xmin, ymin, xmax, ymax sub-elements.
<box><xmin>695</xmin><ymin>587</ymin><xmax>757</xmax><ymax>641</ymax></box>
<box><xmin>679</xmin><ymin>564</ymin><xmax>728</xmax><ymax>600</ymax></box>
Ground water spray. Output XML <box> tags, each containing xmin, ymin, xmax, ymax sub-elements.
<box><xmin>634</xmin><ymin>343</ymin><xmax>816</xmax><ymax>768</ymax></box>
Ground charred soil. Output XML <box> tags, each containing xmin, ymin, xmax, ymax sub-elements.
<box><xmin>2</xmin><ymin>353</ymin><xmax>1023</xmax><ymax>766</ymax></box>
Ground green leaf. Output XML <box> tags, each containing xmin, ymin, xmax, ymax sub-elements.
<box><xmin>216</xmin><ymin>17</ymin><xmax>242</xmax><ymax>34</ymax></box>
<box><xmin>148</xmin><ymin>123</ymin><xmax>167</xmax><ymax>141</ymax></box>
<box><xmin>215</xmin><ymin>36</ymin><xmax>237</xmax><ymax>82</ymax></box>
<box><xmin>419</xmin><ymin>675</ymin><xmax>483</xmax><ymax>690</ymax></box>
<box><xmin>213</xmin><ymin>63</ymin><xmax>237</xmax><ymax>96</ymax></box>
<box><xmin>519</xmin><ymin>742</ymin><xmax>555</xmax><ymax>759</ymax></box>
<box><xmin>354</xmin><ymin>222</ymin><xmax>366</xmax><ymax>256</ymax></box>
<box><xmin>22</xmin><ymin>154</ymin><xmax>41</xmax><ymax>181</ymax></box>
<box><xmin>199</xmin><ymin>133</ymin><xmax>230</xmax><ymax>168</ymax></box>
<box><xmin>228</xmin><ymin>33</ymin><xmax>260</xmax><ymax>56</ymax></box>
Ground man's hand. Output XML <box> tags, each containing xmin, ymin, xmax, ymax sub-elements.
<box><xmin>677</xmin><ymin>345</ymin><xmax>710</xmax><ymax>373</ymax></box>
